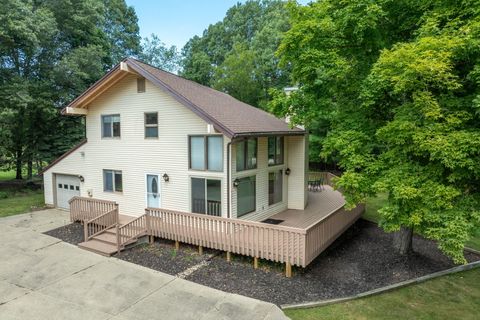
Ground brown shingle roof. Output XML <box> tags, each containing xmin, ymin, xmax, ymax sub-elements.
<box><xmin>125</xmin><ymin>58</ymin><xmax>304</xmax><ymax>139</ymax></box>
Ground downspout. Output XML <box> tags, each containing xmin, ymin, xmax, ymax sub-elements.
<box><xmin>227</xmin><ymin>141</ymin><xmax>232</xmax><ymax>218</ymax></box>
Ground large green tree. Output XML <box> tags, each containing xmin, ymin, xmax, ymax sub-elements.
<box><xmin>181</xmin><ymin>0</ymin><xmax>291</xmax><ymax>108</ymax></box>
<box><xmin>276</xmin><ymin>0</ymin><xmax>480</xmax><ymax>263</ymax></box>
<box><xmin>0</xmin><ymin>0</ymin><xmax>140</xmax><ymax>179</ymax></box>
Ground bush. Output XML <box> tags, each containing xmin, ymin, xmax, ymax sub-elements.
<box><xmin>0</xmin><ymin>191</ymin><xmax>8</xmax><ymax>199</ymax></box>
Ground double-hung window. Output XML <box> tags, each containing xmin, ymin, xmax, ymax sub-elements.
<box><xmin>103</xmin><ymin>170</ymin><xmax>122</xmax><ymax>192</ymax></box>
<box><xmin>268</xmin><ymin>136</ymin><xmax>284</xmax><ymax>166</ymax></box>
<box><xmin>191</xmin><ymin>178</ymin><xmax>221</xmax><ymax>216</ymax></box>
<box><xmin>189</xmin><ymin>135</ymin><xmax>223</xmax><ymax>171</ymax></box>
<box><xmin>268</xmin><ymin>170</ymin><xmax>283</xmax><ymax>205</ymax></box>
<box><xmin>102</xmin><ymin>114</ymin><xmax>121</xmax><ymax>138</ymax></box>
<box><xmin>145</xmin><ymin>112</ymin><xmax>158</xmax><ymax>138</ymax></box>
<box><xmin>237</xmin><ymin>176</ymin><xmax>256</xmax><ymax>217</ymax></box>
<box><xmin>236</xmin><ymin>138</ymin><xmax>257</xmax><ymax>172</ymax></box>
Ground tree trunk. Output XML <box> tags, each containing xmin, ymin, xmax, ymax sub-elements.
<box><xmin>15</xmin><ymin>150</ymin><xmax>22</xmax><ymax>180</ymax></box>
<box><xmin>27</xmin><ymin>160</ymin><xmax>33</xmax><ymax>180</ymax></box>
<box><xmin>393</xmin><ymin>226</ymin><xmax>413</xmax><ymax>255</ymax></box>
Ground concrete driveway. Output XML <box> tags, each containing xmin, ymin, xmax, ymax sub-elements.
<box><xmin>0</xmin><ymin>209</ymin><xmax>287</xmax><ymax>320</ymax></box>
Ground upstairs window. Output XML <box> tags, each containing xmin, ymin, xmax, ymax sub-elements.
<box><xmin>137</xmin><ymin>78</ymin><xmax>145</xmax><ymax>93</ymax></box>
<box><xmin>189</xmin><ymin>135</ymin><xmax>223</xmax><ymax>171</ymax></box>
<box><xmin>145</xmin><ymin>112</ymin><xmax>158</xmax><ymax>138</ymax></box>
<box><xmin>268</xmin><ymin>136</ymin><xmax>284</xmax><ymax>166</ymax></box>
<box><xmin>103</xmin><ymin>169</ymin><xmax>122</xmax><ymax>192</ymax></box>
<box><xmin>236</xmin><ymin>138</ymin><xmax>257</xmax><ymax>172</ymax></box>
<box><xmin>102</xmin><ymin>114</ymin><xmax>121</xmax><ymax>138</ymax></box>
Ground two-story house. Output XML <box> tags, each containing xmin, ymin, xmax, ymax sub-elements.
<box><xmin>41</xmin><ymin>58</ymin><xmax>363</xmax><ymax>274</ymax></box>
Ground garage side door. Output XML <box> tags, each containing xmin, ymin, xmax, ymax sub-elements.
<box><xmin>56</xmin><ymin>174</ymin><xmax>80</xmax><ymax>209</ymax></box>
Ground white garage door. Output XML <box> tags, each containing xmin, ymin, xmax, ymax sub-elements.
<box><xmin>56</xmin><ymin>174</ymin><xmax>80</xmax><ymax>209</ymax></box>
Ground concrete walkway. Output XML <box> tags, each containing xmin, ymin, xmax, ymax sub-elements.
<box><xmin>0</xmin><ymin>209</ymin><xmax>287</xmax><ymax>320</ymax></box>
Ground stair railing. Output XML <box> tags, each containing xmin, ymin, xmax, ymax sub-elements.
<box><xmin>84</xmin><ymin>205</ymin><xmax>119</xmax><ymax>241</ymax></box>
<box><xmin>116</xmin><ymin>214</ymin><xmax>148</xmax><ymax>253</ymax></box>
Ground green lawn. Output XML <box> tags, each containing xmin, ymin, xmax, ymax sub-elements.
<box><xmin>0</xmin><ymin>189</ymin><xmax>45</xmax><ymax>218</ymax></box>
<box><xmin>0</xmin><ymin>170</ymin><xmax>45</xmax><ymax>218</ymax></box>
<box><xmin>285</xmin><ymin>268</ymin><xmax>480</xmax><ymax>320</ymax></box>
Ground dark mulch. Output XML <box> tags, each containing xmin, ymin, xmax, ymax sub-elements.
<box><xmin>185</xmin><ymin>219</ymin><xmax>480</xmax><ymax>305</ymax></box>
<box><xmin>116</xmin><ymin>239</ymin><xmax>216</xmax><ymax>276</ymax></box>
<box><xmin>44</xmin><ymin>222</ymin><xmax>84</xmax><ymax>245</ymax></box>
<box><xmin>44</xmin><ymin>219</ymin><xmax>480</xmax><ymax>306</ymax></box>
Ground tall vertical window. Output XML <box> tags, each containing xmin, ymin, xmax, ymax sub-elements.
<box><xmin>237</xmin><ymin>176</ymin><xmax>256</xmax><ymax>217</ymax></box>
<box><xmin>144</xmin><ymin>112</ymin><xmax>158</xmax><ymax>138</ymax></box>
<box><xmin>189</xmin><ymin>135</ymin><xmax>223</xmax><ymax>171</ymax></box>
<box><xmin>236</xmin><ymin>138</ymin><xmax>257</xmax><ymax>172</ymax></box>
<box><xmin>191</xmin><ymin>178</ymin><xmax>221</xmax><ymax>216</ymax></box>
<box><xmin>103</xmin><ymin>170</ymin><xmax>122</xmax><ymax>192</ymax></box>
<box><xmin>102</xmin><ymin>114</ymin><xmax>121</xmax><ymax>138</ymax></box>
<box><xmin>137</xmin><ymin>78</ymin><xmax>146</xmax><ymax>93</ymax></box>
<box><xmin>268</xmin><ymin>136</ymin><xmax>284</xmax><ymax>166</ymax></box>
<box><xmin>269</xmin><ymin>170</ymin><xmax>283</xmax><ymax>205</ymax></box>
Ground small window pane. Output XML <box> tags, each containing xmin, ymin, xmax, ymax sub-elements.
<box><xmin>207</xmin><ymin>179</ymin><xmax>221</xmax><ymax>216</ymax></box>
<box><xmin>137</xmin><ymin>78</ymin><xmax>145</xmax><ymax>93</ymax></box>
<box><xmin>145</xmin><ymin>127</ymin><xmax>158</xmax><ymax>138</ymax></box>
<box><xmin>145</xmin><ymin>113</ymin><xmax>158</xmax><ymax>125</ymax></box>
<box><xmin>276</xmin><ymin>137</ymin><xmax>284</xmax><ymax>164</ymax></box>
<box><xmin>237</xmin><ymin>176</ymin><xmax>256</xmax><ymax>217</ymax></box>
<box><xmin>268</xmin><ymin>137</ymin><xmax>275</xmax><ymax>165</ymax></box>
<box><xmin>104</xmin><ymin>171</ymin><xmax>113</xmax><ymax>191</ymax></box>
<box><xmin>268</xmin><ymin>136</ymin><xmax>283</xmax><ymax>165</ymax></box>
<box><xmin>236</xmin><ymin>141</ymin><xmax>245</xmax><ymax>171</ymax></box>
<box><xmin>191</xmin><ymin>178</ymin><xmax>206</xmax><ymax>214</ymax></box>
<box><xmin>69</xmin><ymin>185</ymin><xmax>74</xmax><ymax>190</ymax></box>
<box><xmin>58</xmin><ymin>184</ymin><xmax>62</xmax><ymax>189</ymax></box>
<box><xmin>190</xmin><ymin>137</ymin><xmax>205</xmax><ymax>170</ymax></box>
<box><xmin>63</xmin><ymin>184</ymin><xmax>68</xmax><ymax>189</ymax></box>
<box><xmin>247</xmin><ymin>139</ymin><xmax>257</xmax><ymax>169</ymax></box>
<box><xmin>207</xmin><ymin>136</ymin><xmax>223</xmax><ymax>171</ymax></box>
<box><xmin>112</xmin><ymin>121</ymin><xmax>121</xmax><ymax>137</ymax></box>
<box><xmin>114</xmin><ymin>172</ymin><xmax>123</xmax><ymax>192</ymax></box>
<box><xmin>102</xmin><ymin>116</ymin><xmax>112</xmax><ymax>138</ymax></box>
<box><xmin>75</xmin><ymin>186</ymin><xmax>80</xmax><ymax>191</ymax></box>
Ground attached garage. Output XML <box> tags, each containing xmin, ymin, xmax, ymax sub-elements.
<box><xmin>55</xmin><ymin>174</ymin><xmax>81</xmax><ymax>209</ymax></box>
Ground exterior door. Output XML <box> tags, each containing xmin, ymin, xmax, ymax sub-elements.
<box><xmin>146</xmin><ymin>174</ymin><xmax>160</xmax><ymax>208</ymax></box>
<box><xmin>56</xmin><ymin>174</ymin><xmax>81</xmax><ymax>209</ymax></box>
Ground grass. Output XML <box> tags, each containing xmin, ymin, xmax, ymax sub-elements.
<box><xmin>0</xmin><ymin>189</ymin><xmax>45</xmax><ymax>218</ymax></box>
<box><xmin>0</xmin><ymin>169</ymin><xmax>45</xmax><ymax>218</ymax></box>
<box><xmin>285</xmin><ymin>267</ymin><xmax>480</xmax><ymax>320</ymax></box>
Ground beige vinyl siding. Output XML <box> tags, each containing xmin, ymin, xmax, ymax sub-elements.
<box><xmin>45</xmin><ymin>74</ymin><xmax>229</xmax><ymax>216</ymax></box>
<box><xmin>286</xmin><ymin>135</ymin><xmax>308</xmax><ymax>209</ymax></box>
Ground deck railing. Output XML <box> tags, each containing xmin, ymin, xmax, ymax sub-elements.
<box><xmin>117</xmin><ymin>214</ymin><xmax>148</xmax><ymax>251</ymax></box>
<box><xmin>84</xmin><ymin>206</ymin><xmax>119</xmax><ymax>241</ymax></box>
<box><xmin>146</xmin><ymin>208</ymin><xmax>307</xmax><ymax>266</ymax></box>
<box><xmin>69</xmin><ymin>196</ymin><xmax>117</xmax><ymax>222</ymax></box>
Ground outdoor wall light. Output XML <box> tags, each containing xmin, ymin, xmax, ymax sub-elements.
<box><xmin>78</xmin><ymin>175</ymin><xmax>85</xmax><ymax>182</ymax></box>
<box><xmin>162</xmin><ymin>173</ymin><xmax>170</xmax><ymax>182</ymax></box>
<box><xmin>285</xmin><ymin>168</ymin><xmax>291</xmax><ymax>176</ymax></box>
<box><xmin>233</xmin><ymin>178</ymin><xmax>240</xmax><ymax>188</ymax></box>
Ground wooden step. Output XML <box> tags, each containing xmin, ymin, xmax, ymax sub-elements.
<box><xmin>78</xmin><ymin>239</ymin><xmax>119</xmax><ymax>256</ymax></box>
<box><xmin>92</xmin><ymin>232</ymin><xmax>118</xmax><ymax>245</ymax></box>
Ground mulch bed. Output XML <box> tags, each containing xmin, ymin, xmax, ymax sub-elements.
<box><xmin>44</xmin><ymin>222</ymin><xmax>84</xmax><ymax>245</ymax></box>
<box><xmin>44</xmin><ymin>219</ymin><xmax>480</xmax><ymax>305</ymax></box>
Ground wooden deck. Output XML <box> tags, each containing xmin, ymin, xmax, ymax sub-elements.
<box><xmin>270</xmin><ymin>186</ymin><xmax>345</xmax><ymax>229</ymax></box>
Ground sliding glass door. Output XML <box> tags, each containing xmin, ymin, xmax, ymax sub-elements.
<box><xmin>191</xmin><ymin>178</ymin><xmax>222</xmax><ymax>216</ymax></box>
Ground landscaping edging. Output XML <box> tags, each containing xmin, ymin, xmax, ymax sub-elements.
<box><xmin>281</xmin><ymin>260</ymin><xmax>480</xmax><ymax>310</ymax></box>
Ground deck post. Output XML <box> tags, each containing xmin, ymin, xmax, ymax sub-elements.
<box><xmin>253</xmin><ymin>257</ymin><xmax>259</xmax><ymax>269</ymax></box>
<box><xmin>226</xmin><ymin>251</ymin><xmax>231</xmax><ymax>262</ymax></box>
<box><xmin>175</xmin><ymin>240</ymin><xmax>180</xmax><ymax>250</ymax></box>
<box><xmin>285</xmin><ymin>262</ymin><xmax>292</xmax><ymax>278</ymax></box>
<box><xmin>149</xmin><ymin>235</ymin><xmax>154</xmax><ymax>244</ymax></box>
<box><xmin>198</xmin><ymin>246</ymin><xmax>203</xmax><ymax>255</ymax></box>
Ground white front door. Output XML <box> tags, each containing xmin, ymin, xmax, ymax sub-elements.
<box><xmin>56</xmin><ymin>174</ymin><xmax>81</xmax><ymax>209</ymax></box>
<box><xmin>146</xmin><ymin>174</ymin><xmax>160</xmax><ymax>208</ymax></box>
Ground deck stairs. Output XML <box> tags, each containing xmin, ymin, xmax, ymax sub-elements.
<box><xmin>78</xmin><ymin>214</ymin><xmax>147</xmax><ymax>256</ymax></box>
